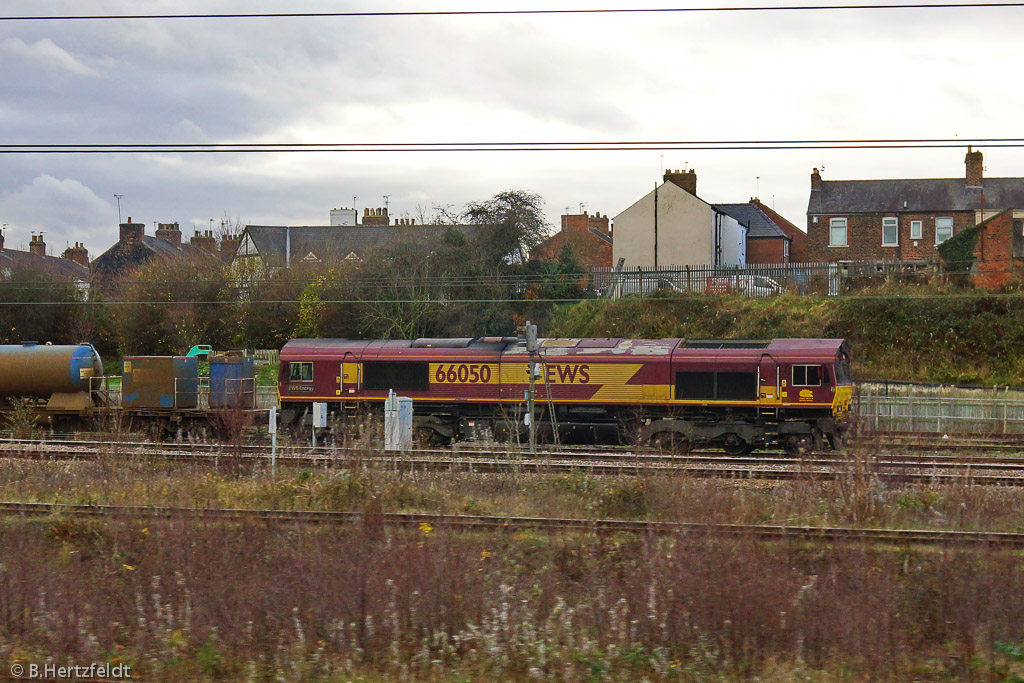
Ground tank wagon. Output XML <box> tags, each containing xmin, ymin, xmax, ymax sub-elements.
<box><xmin>0</xmin><ymin>342</ymin><xmax>104</xmax><ymax>412</ymax></box>
<box><xmin>278</xmin><ymin>337</ymin><xmax>853</xmax><ymax>452</ymax></box>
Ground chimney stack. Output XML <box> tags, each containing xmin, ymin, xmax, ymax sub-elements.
<box><xmin>663</xmin><ymin>169</ymin><xmax>697</xmax><ymax>196</ymax></box>
<box><xmin>190</xmin><ymin>229</ymin><xmax>217</xmax><ymax>253</ymax></box>
<box><xmin>154</xmin><ymin>222</ymin><xmax>182</xmax><ymax>245</ymax></box>
<box><xmin>362</xmin><ymin>207</ymin><xmax>390</xmax><ymax>226</ymax></box>
<box><xmin>219</xmin><ymin>233</ymin><xmax>241</xmax><ymax>261</ymax></box>
<box><xmin>966</xmin><ymin>146</ymin><xmax>984</xmax><ymax>187</ymax></box>
<box><xmin>28</xmin><ymin>233</ymin><xmax>46</xmax><ymax>256</ymax></box>
<box><xmin>119</xmin><ymin>218</ymin><xmax>145</xmax><ymax>243</ymax></box>
<box><xmin>62</xmin><ymin>242</ymin><xmax>89</xmax><ymax>266</ymax></box>
<box><xmin>811</xmin><ymin>168</ymin><xmax>822</xmax><ymax>191</ymax></box>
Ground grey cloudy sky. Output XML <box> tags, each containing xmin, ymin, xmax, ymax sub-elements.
<box><xmin>2</xmin><ymin>0</ymin><xmax>1023</xmax><ymax>257</ymax></box>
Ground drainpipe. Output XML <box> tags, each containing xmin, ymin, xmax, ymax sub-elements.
<box><xmin>286</xmin><ymin>226</ymin><xmax>291</xmax><ymax>269</ymax></box>
<box><xmin>653</xmin><ymin>182</ymin><xmax>659</xmax><ymax>269</ymax></box>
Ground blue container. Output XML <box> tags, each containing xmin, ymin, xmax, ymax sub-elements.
<box><xmin>209</xmin><ymin>355</ymin><xmax>255</xmax><ymax>409</ymax></box>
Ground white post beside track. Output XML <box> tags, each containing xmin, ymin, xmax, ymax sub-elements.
<box><xmin>268</xmin><ymin>406</ymin><xmax>277</xmax><ymax>475</ymax></box>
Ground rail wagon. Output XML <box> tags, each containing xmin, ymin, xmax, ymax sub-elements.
<box><xmin>0</xmin><ymin>344</ymin><xmax>259</xmax><ymax>435</ymax></box>
<box><xmin>278</xmin><ymin>337</ymin><xmax>853</xmax><ymax>452</ymax></box>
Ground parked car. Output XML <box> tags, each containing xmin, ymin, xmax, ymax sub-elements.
<box><xmin>706</xmin><ymin>275</ymin><xmax>783</xmax><ymax>296</ymax></box>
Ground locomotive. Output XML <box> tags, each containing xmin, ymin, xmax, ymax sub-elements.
<box><xmin>278</xmin><ymin>336</ymin><xmax>853</xmax><ymax>452</ymax></box>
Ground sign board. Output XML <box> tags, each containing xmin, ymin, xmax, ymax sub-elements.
<box><xmin>268</xmin><ymin>406</ymin><xmax>277</xmax><ymax>434</ymax></box>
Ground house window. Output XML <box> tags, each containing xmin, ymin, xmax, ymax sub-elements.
<box><xmin>289</xmin><ymin>362</ymin><xmax>313</xmax><ymax>382</ymax></box>
<box><xmin>829</xmin><ymin>218</ymin><xmax>847</xmax><ymax>247</ymax></box>
<box><xmin>910</xmin><ymin>220</ymin><xmax>923</xmax><ymax>240</ymax></box>
<box><xmin>792</xmin><ymin>365</ymin><xmax>823</xmax><ymax>387</ymax></box>
<box><xmin>882</xmin><ymin>217</ymin><xmax>898</xmax><ymax>246</ymax></box>
<box><xmin>935</xmin><ymin>217</ymin><xmax>954</xmax><ymax>245</ymax></box>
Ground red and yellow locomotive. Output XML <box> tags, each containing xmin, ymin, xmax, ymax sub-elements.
<box><xmin>278</xmin><ymin>336</ymin><xmax>853</xmax><ymax>452</ymax></box>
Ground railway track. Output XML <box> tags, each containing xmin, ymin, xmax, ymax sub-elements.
<box><xmin>6</xmin><ymin>438</ymin><xmax>1024</xmax><ymax>485</ymax></box>
<box><xmin>1</xmin><ymin>500</ymin><xmax>1021</xmax><ymax>548</ymax></box>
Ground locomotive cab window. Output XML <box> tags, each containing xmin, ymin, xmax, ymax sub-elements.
<box><xmin>289</xmin><ymin>362</ymin><xmax>313</xmax><ymax>382</ymax></box>
<box><xmin>363</xmin><ymin>362</ymin><xmax>429</xmax><ymax>391</ymax></box>
<box><xmin>792</xmin><ymin>365</ymin><xmax>823</xmax><ymax>387</ymax></box>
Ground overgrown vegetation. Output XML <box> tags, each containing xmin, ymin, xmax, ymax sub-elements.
<box><xmin>937</xmin><ymin>225</ymin><xmax>980</xmax><ymax>274</ymax></box>
<box><xmin>0</xmin><ymin>190</ymin><xmax>590</xmax><ymax>359</ymax></box>
<box><xmin>4</xmin><ymin>457</ymin><xmax>1024</xmax><ymax>681</ymax></box>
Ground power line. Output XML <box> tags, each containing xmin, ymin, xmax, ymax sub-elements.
<box><xmin>0</xmin><ymin>139</ymin><xmax>1022</xmax><ymax>154</ymax></box>
<box><xmin>2</xmin><ymin>137</ymin><xmax>1021</xmax><ymax>148</ymax></box>
<box><xmin>1</xmin><ymin>4</ymin><xmax>1022</xmax><ymax>21</ymax></box>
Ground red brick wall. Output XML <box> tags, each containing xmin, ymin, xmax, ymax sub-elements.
<box><xmin>806</xmin><ymin>211</ymin><xmax>975</xmax><ymax>262</ymax></box>
<box><xmin>751</xmin><ymin>200</ymin><xmax>806</xmax><ymax>263</ymax></box>
<box><xmin>973</xmin><ymin>210</ymin><xmax>1024</xmax><ymax>289</ymax></box>
<box><xmin>747</xmin><ymin>237</ymin><xmax>788</xmax><ymax>265</ymax></box>
<box><xmin>532</xmin><ymin>230</ymin><xmax>612</xmax><ymax>269</ymax></box>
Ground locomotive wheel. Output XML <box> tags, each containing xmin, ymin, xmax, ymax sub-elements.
<box><xmin>782</xmin><ymin>437</ymin><xmax>809</xmax><ymax>455</ymax></box>
<box><xmin>415</xmin><ymin>426</ymin><xmax>446</xmax><ymax>447</ymax></box>
<box><xmin>721</xmin><ymin>437</ymin><xmax>753</xmax><ymax>455</ymax></box>
<box><xmin>650</xmin><ymin>431</ymin><xmax>690</xmax><ymax>454</ymax></box>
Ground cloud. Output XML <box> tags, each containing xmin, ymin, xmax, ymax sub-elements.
<box><xmin>2</xmin><ymin>37</ymin><xmax>102</xmax><ymax>77</ymax></box>
<box><xmin>0</xmin><ymin>175</ymin><xmax>115</xmax><ymax>255</ymax></box>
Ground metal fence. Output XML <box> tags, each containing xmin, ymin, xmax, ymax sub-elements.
<box><xmin>856</xmin><ymin>394</ymin><xmax>1024</xmax><ymax>435</ymax></box>
<box><xmin>595</xmin><ymin>262</ymin><xmax>841</xmax><ymax>298</ymax></box>
<box><xmin>594</xmin><ymin>259</ymin><xmax>944</xmax><ymax>299</ymax></box>
<box><xmin>102</xmin><ymin>383</ymin><xmax>279</xmax><ymax>410</ymax></box>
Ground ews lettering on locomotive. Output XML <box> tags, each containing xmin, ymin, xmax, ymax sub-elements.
<box><xmin>546</xmin><ymin>364</ymin><xmax>590</xmax><ymax>384</ymax></box>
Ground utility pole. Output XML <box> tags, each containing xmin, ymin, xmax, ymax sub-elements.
<box><xmin>524</xmin><ymin>321</ymin><xmax>539</xmax><ymax>454</ymax></box>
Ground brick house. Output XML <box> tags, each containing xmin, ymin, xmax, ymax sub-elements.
<box><xmin>0</xmin><ymin>230</ymin><xmax>89</xmax><ymax>281</ymax></box>
<box><xmin>966</xmin><ymin>209</ymin><xmax>1024</xmax><ymax>289</ymax></box>
<box><xmin>232</xmin><ymin>207</ymin><xmax>482</xmax><ymax>271</ymax></box>
<box><xmin>806</xmin><ymin>149</ymin><xmax>1024</xmax><ymax>262</ymax></box>
<box><xmin>531</xmin><ymin>211</ymin><xmax>613</xmax><ymax>268</ymax></box>
<box><xmin>716</xmin><ymin>199</ymin><xmax>807</xmax><ymax>265</ymax></box>
<box><xmin>613</xmin><ymin>170</ymin><xmax>746</xmax><ymax>268</ymax></box>
<box><xmin>91</xmin><ymin>219</ymin><xmax>223</xmax><ymax>281</ymax></box>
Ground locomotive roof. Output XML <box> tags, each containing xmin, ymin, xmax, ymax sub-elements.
<box><xmin>282</xmin><ymin>337</ymin><xmax>847</xmax><ymax>360</ymax></box>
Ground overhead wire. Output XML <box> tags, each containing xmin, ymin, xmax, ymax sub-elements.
<box><xmin>2</xmin><ymin>139</ymin><xmax>1024</xmax><ymax>153</ymax></box>
<box><xmin>2</xmin><ymin>4</ymin><xmax>1023</xmax><ymax>21</ymax></box>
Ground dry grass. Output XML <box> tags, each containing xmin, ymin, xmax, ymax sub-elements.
<box><xmin>5</xmin><ymin>451</ymin><xmax>1024</xmax><ymax>680</ymax></box>
<box><xmin>3</xmin><ymin>453</ymin><xmax>1024</xmax><ymax>533</ymax></box>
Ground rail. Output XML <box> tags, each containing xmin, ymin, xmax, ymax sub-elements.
<box><xmin>1</xmin><ymin>501</ymin><xmax>1021</xmax><ymax>547</ymax></box>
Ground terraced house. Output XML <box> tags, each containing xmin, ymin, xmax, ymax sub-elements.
<box><xmin>806</xmin><ymin>149</ymin><xmax>1024</xmax><ymax>263</ymax></box>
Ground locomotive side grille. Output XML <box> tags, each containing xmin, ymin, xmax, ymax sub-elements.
<box><xmin>681</xmin><ymin>340</ymin><xmax>770</xmax><ymax>349</ymax></box>
<box><xmin>675</xmin><ymin>371</ymin><xmax>758</xmax><ymax>401</ymax></box>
